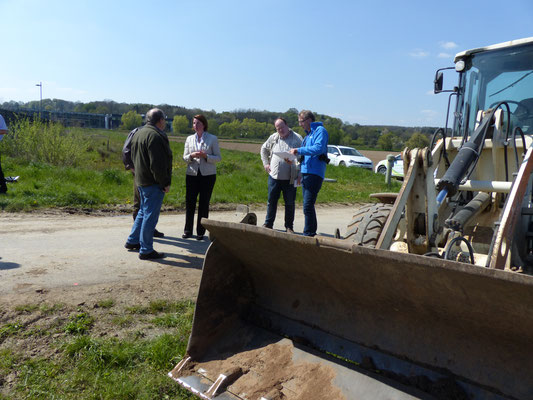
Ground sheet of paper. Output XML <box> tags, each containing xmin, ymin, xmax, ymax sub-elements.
<box><xmin>273</xmin><ymin>151</ymin><xmax>296</xmax><ymax>161</ymax></box>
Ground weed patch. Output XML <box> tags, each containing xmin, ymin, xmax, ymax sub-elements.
<box><xmin>63</xmin><ymin>312</ymin><xmax>94</xmax><ymax>335</ymax></box>
<box><xmin>0</xmin><ymin>322</ymin><xmax>23</xmax><ymax>343</ymax></box>
<box><xmin>96</xmin><ymin>299</ymin><xmax>115</xmax><ymax>309</ymax></box>
<box><xmin>1</xmin><ymin>119</ymin><xmax>89</xmax><ymax>167</ymax></box>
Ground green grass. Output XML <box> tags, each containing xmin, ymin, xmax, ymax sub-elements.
<box><xmin>96</xmin><ymin>299</ymin><xmax>115</xmax><ymax>309</ymax></box>
<box><xmin>13</xmin><ymin>336</ymin><xmax>192</xmax><ymax>399</ymax></box>
<box><xmin>0</xmin><ymin>322</ymin><xmax>23</xmax><ymax>343</ymax></box>
<box><xmin>63</xmin><ymin>312</ymin><xmax>95</xmax><ymax>335</ymax></box>
<box><xmin>0</xmin><ymin>127</ymin><xmax>400</xmax><ymax>211</ymax></box>
<box><xmin>0</xmin><ymin>300</ymin><xmax>196</xmax><ymax>399</ymax></box>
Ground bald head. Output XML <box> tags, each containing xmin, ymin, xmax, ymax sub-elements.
<box><xmin>146</xmin><ymin>108</ymin><xmax>166</xmax><ymax>125</ymax></box>
<box><xmin>275</xmin><ymin>118</ymin><xmax>290</xmax><ymax>138</ymax></box>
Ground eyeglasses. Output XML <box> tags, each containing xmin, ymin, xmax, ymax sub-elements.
<box><xmin>298</xmin><ymin>118</ymin><xmax>309</xmax><ymax>123</ymax></box>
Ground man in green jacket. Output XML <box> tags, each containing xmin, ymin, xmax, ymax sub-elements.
<box><xmin>125</xmin><ymin>108</ymin><xmax>172</xmax><ymax>260</ymax></box>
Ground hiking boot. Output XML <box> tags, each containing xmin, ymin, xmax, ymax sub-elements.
<box><xmin>124</xmin><ymin>242</ymin><xmax>141</xmax><ymax>251</ymax></box>
<box><xmin>139</xmin><ymin>251</ymin><xmax>165</xmax><ymax>260</ymax></box>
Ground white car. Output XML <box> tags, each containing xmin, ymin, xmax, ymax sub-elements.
<box><xmin>375</xmin><ymin>154</ymin><xmax>404</xmax><ymax>178</ymax></box>
<box><xmin>327</xmin><ymin>145</ymin><xmax>373</xmax><ymax>169</ymax></box>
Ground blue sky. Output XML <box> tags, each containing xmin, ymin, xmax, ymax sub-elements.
<box><xmin>1</xmin><ymin>0</ymin><xmax>532</xmax><ymax>126</ymax></box>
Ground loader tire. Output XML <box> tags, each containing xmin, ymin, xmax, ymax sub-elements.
<box><xmin>345</xmin><ymin>203</ymin><xmax>392</xmax><ymax>247</ymax></box>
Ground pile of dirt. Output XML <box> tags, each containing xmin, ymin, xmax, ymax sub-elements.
<box><xmin>172</xmin><ymin>341</ymin><xmax>345</xmax><ymax>400</ymax></box>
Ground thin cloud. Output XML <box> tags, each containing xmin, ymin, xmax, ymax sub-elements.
<box><xmin>417</xmin><ymin>109</ymin><xmax>440</xmax><ymax>125</ymax></box>
<box><xmin>323</xmin><ymin>83</ymin><xmax>334</xmax><ymax>89</ymax></box>
<box><xmin>57</xmin><ymin>87</ymin><xmax>88</xmax><ymax>95</ymax></box>
<box><xmin>409</xmin><ymin>49</ymin><xmax>429</xmax><ymax>58</ymax></box>
<box><xmin>438</xmin><ymin>52</ymin><xmax>452</xmax><ymax>59</ymax></box>
<box><xmin>440</xmin><ymin>41</ymin><xmax>458</xmax><ymax>50</ymax></box>
<box><xmin>421</xmin><ymin>109</ymin><xmax>439</xmax><ymax>119</ymax></box>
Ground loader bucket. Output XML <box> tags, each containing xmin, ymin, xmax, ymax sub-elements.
<box><xmin>169</xmin><ymin>219</ymin><xmax>533</xmax><ymax>400</ymax></box>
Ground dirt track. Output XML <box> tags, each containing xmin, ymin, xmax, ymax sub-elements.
<box><xmin>170</xmin><ymin>136</ymin><xmax>394</xmax><ymax>168</ymax></box>
<box><xmin>218</xmin><ymin>140</ymin><xmax>394</xmax><ymax>167</ymax></box>
<box><xmin>0</xmin><ymin>205</ymin><xmax>359</xmax><ymax>307</ymax></box>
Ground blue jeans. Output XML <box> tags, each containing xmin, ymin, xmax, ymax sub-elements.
<box><xmin>127</xmin><ymin>184</ymin><xmax>165</xmax><ymax>254</ymax></box>
<box><xmin>302</xmin><ymin>173</ymin><xmax>323</xmax><ymax>236</ymax></box>
<box><xmin>264</xmin><ymin>176</ymin><xmax>297</xmax><ymax>229</ymax></box>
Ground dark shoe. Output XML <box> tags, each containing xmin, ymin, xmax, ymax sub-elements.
<box><xmin>182</xmin><ymin>233</ymin><xmax>192</xmax><ymax>239</ymax></box>
<box><xmin>196</xmin><ymin>235</ymin><xmax>205</xmax><ymax>241</ymax></box>
<box><xmin>139</xmin><ymin>251</ymin><xmax>165</xmax><ymax>260</ymax></box>
<box><xmin>124</xmin><ymin>242</ymin><xmax>140</xmax><ymax>251</ymax></box>
<box><xmin>154</xmin><ymin>229</ymin><xmax>164</xmax><ymax>238</ymax></box>
<box><xmin>262</xmin><ymin>224</ymin><xmax>272</xmax><ymax>229</ymax></box>
<box><xmin>286</xmin><ymin>228</ymin><xmax>294</xmax><ymax>234</ymax></box>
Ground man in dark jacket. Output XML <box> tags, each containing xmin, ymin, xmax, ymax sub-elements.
<box><xmin>122</xmin><ymin>127</ymin><xmax>164</xmax><ymax>238</ymax></box>
<box><xmin>125</xmin><ymin>108</ymin><xmax>172</xmax><ymax>260</ymax></box>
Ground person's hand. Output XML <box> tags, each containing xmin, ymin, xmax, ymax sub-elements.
<box><xmin>163</xmin><ymin>186</ymin><xmax>170</xmax><ymax>193</ymax></box>
<box><xmin>264</xmin><ymin>165</ymin><xmax>271</xmax><ymax>173</ymax></box>
<box><xmin>199</xmin><ymin>150</ymin><xmax>208</xmax><ymax>159</ymax></box>
<box><xmin>289</xmin><ymin>148</ymin><xmax>298</xmax><ymax>156</ymax></box>
<box><xmin>191</xmin><ymin>151</ymin><xmax>201</xmax><ymax>158</ymax></box>
<box><xmin>284</xmin><ymin>158</ymin><xmax>293</xmax><ymax>165</ymax></box>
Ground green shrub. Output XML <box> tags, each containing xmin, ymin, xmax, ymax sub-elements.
<box><xmin>121</xmin><ymin>110</ymin><xmax>142</xmax><ymax>130</ymax></box>
<box><xmin>1</xmin><ymin>118</ymin><xmax>89</xmax><ymax>167</ymax></box>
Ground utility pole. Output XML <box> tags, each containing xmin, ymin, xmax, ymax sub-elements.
<box><xmin>35</xmin><ymin>82</ymin><xmax>42</xmax><ymax>116</ymax></box>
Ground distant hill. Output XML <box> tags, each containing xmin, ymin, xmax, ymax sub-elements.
<box><xmin>0</xmin><ymin>99</ymin><xmax>439</xmax><ymax>151</ymax></box>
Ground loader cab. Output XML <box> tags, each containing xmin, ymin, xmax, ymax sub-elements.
<box><xmin>447</xmin><ymin>38</ymin><xmax>533</xmax><ymax>138</ymax></box>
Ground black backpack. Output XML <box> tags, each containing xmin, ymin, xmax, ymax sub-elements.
<box><xmin>122</xmin><ymin>127</ymin><xmax>139</xmax><ymax>170</ymax></box>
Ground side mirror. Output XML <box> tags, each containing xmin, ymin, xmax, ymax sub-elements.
<box><xmin>434</xmin><ymin>71</ymin><xmax>443</xmax><ymax>94</ymax></box>
<box><xmin>434</xmin><ymin>67</ymin><xmax>457</xmax><ymax>94</ymax></box>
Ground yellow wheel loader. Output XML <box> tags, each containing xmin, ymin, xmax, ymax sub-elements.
<box><xmin>169</xmin><ymin>38</ymin><xmax>533</xmax><ymax>399</ymax></box>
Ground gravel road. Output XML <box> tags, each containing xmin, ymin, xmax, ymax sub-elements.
<box><xmin>0</xmin><ymin>205</ymin><xmax>359</xmax><ymax>305</ymax></box>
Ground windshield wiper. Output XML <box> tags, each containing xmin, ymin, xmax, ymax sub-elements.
<box><xmin>489</xmin><ymin>70</ymin><xmax>533</xmax><ymax>97</ymax></box>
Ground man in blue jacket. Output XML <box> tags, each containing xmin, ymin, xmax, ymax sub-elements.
<box><xmin>290</xmin><ymin>110</ymin><xmax>329</xmax><ymax>236</ymax></box>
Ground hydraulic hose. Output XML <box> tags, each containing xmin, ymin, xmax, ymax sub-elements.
<box><xmin>512</xmin><ymin>126</ymin><xmax>527</xmax><ymax>170</ymax></box>
<box><xmin>436</xmin><ymin>103</ymin><xmax>510</xmax><ymax>199</ymax></box>
<box><xmin>499</xmin><ymin>102</ymin><xmax>511</xmax><ymax>182</ymax></box>
<box><xmin>443</xmin><ymin>236</ymin><xmax>475</xmax><ymax>264</ymax></box>
<box><xmin>430</xmin><ymin>128</ymin><xmax>450</xmax><ymax>168</ymax></box>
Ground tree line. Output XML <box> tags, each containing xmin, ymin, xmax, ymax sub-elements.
<box><xmin>2</xmin><ymin>99</ymin><xmax>436</xmax><ymax>151</ymax></box>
